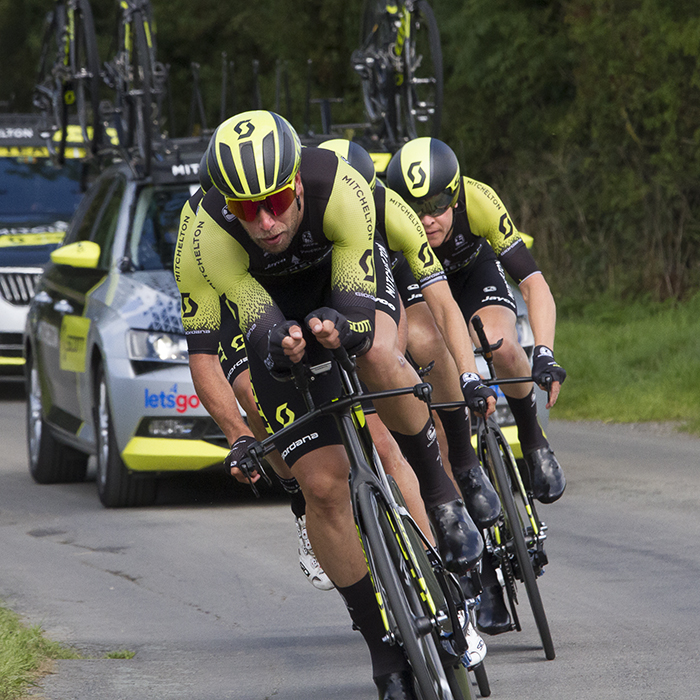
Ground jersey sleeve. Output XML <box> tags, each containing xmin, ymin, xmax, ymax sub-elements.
<box><xmin>463</xmin><ymin>177</ymin><xmax>525</xmax><ymax>257</ymax></box>
<box><xmin>192</xmin><ymin>206</ymin><xmax>286</xmax><ymax>363</ymax></box>
<box><xmin>383</xmin><ymin>188</ymin><xmax>446</xmax><ymax>290</ymax></box>
<box><xmin>321</xmin><ymin>157</ymin><xmax>378</xmax><ymax>324</ymax></box>
<box><xmin>174</xmin><ymin>194</ymin><xmax>221</xmax><ymax>355</ymax></box>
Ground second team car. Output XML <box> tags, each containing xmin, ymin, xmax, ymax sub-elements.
<box><xmin>0</xmin><ymin>114</ymin><xmax>86</xmax><ymax>376</ymax></box>
<box><xmin>23</xmin><ymin>139</ymin><xmax>229</xmax><ymax>507</ymax></box>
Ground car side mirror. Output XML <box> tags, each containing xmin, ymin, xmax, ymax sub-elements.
<box><xmin>50</xmin><ymin>241</ymin><xmax>101</xmax><ymax>269</ymax></box>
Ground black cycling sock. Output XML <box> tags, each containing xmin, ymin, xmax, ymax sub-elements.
<box><xmin>505</xmin><ymin>389</ymin><xmax>547</xmax><ymax>454</ymax></box>
<box><xmin>336</xmin><ymin>573</ymin><xmax>409</xmax><ymax>679</ymax></box>
<box><xmin>390</xmin><ymin>418</ymin><xmax>459</xmax><ymax>508</ymax></box>
<box><xmin>436</xmin><ymin>407</ymin><xmax>480</xmax><ymax>477</ymax></box>
<box><xmin>277</xmin><ymin>476</ymin><xmax>306</xmax><ymax>519</ymax></box>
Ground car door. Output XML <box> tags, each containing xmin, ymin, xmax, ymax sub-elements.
<box><xmin>37</xmin><ymin>173</ymin><xmax>126</xmax><ymax>436</ymax></box>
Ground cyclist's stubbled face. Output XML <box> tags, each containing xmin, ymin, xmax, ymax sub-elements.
<box><xmin>238</xmin><ymin>174</ymin><xmax>303</xmax><ymax>254</ymax></box>
<box><xmin>420</xmin><ymin>206</ymin><xmax>455</xmax><ymax>248</ymax></box>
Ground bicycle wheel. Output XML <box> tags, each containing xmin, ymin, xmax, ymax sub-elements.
<box><xmin>355</xmin><ymin>0</ymin><xmax>400</xmax><ymax>141</ymax></box>
<box><xmin>480</xmin><ymin>424</ymin><xmax>555</xmax><ymax>660</ymax></box>
<box><xmin>69</xmin><ymin>0</ymin><xmax>103</xmax><ymax>157</ymax></box>
<box><xmin>33</xmin><ymin>3</ymin><xmax>67</xmax><ymax>158</ymax></box>
<box><xmin>357</xmin><ymin>481</ymin><xmax>465</xmax><ymax>700</ymax></box>
<box><xmin>115</xmin><ymin>8</ymin><xmax>153</xmax><ymax>173</ymax></box>
<box><xmin>387</xmin><ymin>477</ymin><xmax>479</xmax><ymax>700</ymax></box>
<box><xmin>402</xmin><ymin>0</ymin><xmax>443</xmax><ymax>139</ymax></box>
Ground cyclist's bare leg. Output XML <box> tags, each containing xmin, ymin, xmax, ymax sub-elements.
<box><xmin>291</xmin><ymin>445</ymin><xmax>367</xmax><ymax>586</ymax></box>
<box><xmin>355</xmin><ymin>310</ymin><xmax>433</xmax><ymax>434</ymax></box>
<box><xmin>233</xmin><ymin>369</ymin><xmax>293</xmax><ymax>479</ymax></box>
<box><xmin>408</xmin><ymin>301</ymin><xmax>500</xmax><ymax>529</ymax></box>
<box><xmin>468</xmin><ymin>305</ymin><xmax>532</xmax><ymax>399</ymax></box>
<box><xmin>367</xmin><ymin>413</ymin><xmax>433</xmax><ymax>541</ymax></box>
<box><xmin>405</xmin><ymin>301</ymin><xmax>462</xmax><ymax>404</ymax></box>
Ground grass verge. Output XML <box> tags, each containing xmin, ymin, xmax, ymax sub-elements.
<box><xmin>0</xmin><ymin>605</ymin><xmax>80</xmax><ymax>700</ymax></box>
<box><xmin>551</xmin><ymin>291</ymin><xmax>700</xmax><ymax>435</ymax></box>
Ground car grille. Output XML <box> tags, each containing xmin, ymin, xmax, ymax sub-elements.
<box><xmin>0</xmin><ymin>269</ymin><xmax>43</xmax><ymax>306</ymax></box>
<box><xmin>0</xmin><ymin>332</ymin><xmax>23</xmax><ymax>357</ymax></box>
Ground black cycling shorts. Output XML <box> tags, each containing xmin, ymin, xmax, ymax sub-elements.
<box><xmin>247</xmin><ymin>238</ymin><xmax>399</xmax><ymax>466</ymax></box>
<box><xmin>447</xmin><ymin>245</ymin><xmax>518</xmax><ymax>321</ymax></box>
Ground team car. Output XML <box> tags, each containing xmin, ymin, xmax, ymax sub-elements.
<box><xmin>23</xmin><ymin>139</ymin><xmax>229</xmax><ymax>507</ymax></box>
<box><xmin>0</xmin><ymin>114</ymin><xmax>86</xmax><ymax>376</ymax></box>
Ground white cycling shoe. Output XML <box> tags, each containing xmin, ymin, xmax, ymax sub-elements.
<box><xmin>457</xmin><ymin>608</ymin><xmax>487</xmax><ymax>668</ymax></box>
<box><xmin>296</xmin><ymin>515</ymin><xmax>334</xmax><ymax>591</ymax></box>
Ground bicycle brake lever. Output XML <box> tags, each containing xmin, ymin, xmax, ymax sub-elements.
<box><xmin>413</xmin><ymin>382</ymin><xmax>433</xmax><ymax>404</ymax></box>
<box><xmin>238</xmin><ymin>456</ymin><xmax>262</xmax><ymax>498</ymax></box>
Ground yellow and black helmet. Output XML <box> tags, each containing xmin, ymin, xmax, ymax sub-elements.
<box><xmin>318</xmin><ymin>138</ymin><xmax>377</xmax><ymax>192</ymax></box>
<box><xmin>198</xmin><ymin>150</ymin><xmax>213</xmax><ymax>194</ymax></box>
<box><xmin>386</xmin><ymin>137</ymin><xmax>461</xmax><ymax>216</ymax></box>
<box><xmin>205</xmin><ymin>110</ymin><xmax>302</xmax><ymax>200</ymax></box>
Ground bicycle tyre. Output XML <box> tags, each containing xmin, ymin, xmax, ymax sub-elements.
<box><xmin>70</xmin><ymin>0</ymin><xmax>102</xmax><ymax>157</ymax></box>
<box><xmin>357</xmin><ymin>481</ymin><xmax>457</xmax><ymax>700</ymax></box>
<box><xmin>482</xmin><ymin>425</ymin><xmax>555</xmax><ymax>660</ymax></box>
<box><xmin>115</xmin><ymin>9</ymin><xmax>153</xmax><ymax>173</ymax></box>
<box><xmin>387</xmin><ymin>478</ymin><xmax>477</xmax><ymax>700</ymax></box>
<box><xmin>402</xmin><ymin>0</ymin><xmax>443</xmax><ymax>140</ymax></box>
<box><xmin>34</xmin><ymin>4</ymin><xmax>67</xmax><ymax>159</ymax></box>
<box><xmin>357</xmin><ymin>0</ymin><xmax>396</xmax><ymax>137</ymax></box>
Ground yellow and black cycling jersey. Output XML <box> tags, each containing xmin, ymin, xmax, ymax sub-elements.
<box><xmin>375</xmin><ymin>184</ymin><xmax>447</xmax><ymax>290</ymax></box>
<box><xmin>179</xmin><ymin>147</ymin><xmax>377</xmax><ymax>363</ymax></box>
<box><xmin>174</xmin><ymin>187</ymin><xmax>224</xmax><ymax>356</ymax></box>
<box><xmin>432</xmin><ymin>176</ymin><xmax>540</xmax><ymax>285</ymax></box>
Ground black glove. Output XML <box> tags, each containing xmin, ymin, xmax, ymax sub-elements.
<box><xmin>531</xmin><ymin>345</ymin><xmax>566</xmax><ymax>387</ymax></box>
<box><xmin>224</xmin><ymin>435</ymin><xmax>257</xmax><ymax>475</ymax></box>
<box><xmin>460</xmin><ymin>372</ymin><xmax>496</xmax><ymax>414</ymax></box>
<box><xmin>304</xmin><ymin>307</ymin><xmax>373</xmax><ymax>356</ymax></box>
<box><xmin>266</xmin><ymin>320</ymin><xmax>299</xmax><ymax>379</ymax></box>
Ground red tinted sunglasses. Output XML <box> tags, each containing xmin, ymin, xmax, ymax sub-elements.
<box><xmin>226</xmin><ymin>185</ymin><xmax>296</xmax><ymax>222</ymax></box>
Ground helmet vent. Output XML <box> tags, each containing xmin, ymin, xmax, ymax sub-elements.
<box><xmin>262</xmin><ymin>130</ymin><xmax>276</xmax><ymax>190</ymax></box>
<box><xmin>239</xmin><ymin>140</ymin><xmax>260</xmax><ymax>196</ymax></box>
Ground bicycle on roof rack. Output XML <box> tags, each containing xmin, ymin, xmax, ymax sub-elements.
<box><xmin>239</xmin><ymin>345</ymin><xmax>487</xmax><ymax>699</ymax></box>
<box><xmin>102</xmin><ymin>0</ymin><xmax>168</xmax><ymax>175</ymax></box>
<box><xmin>433</xmin><ymin>315</ymin><xmax>556</xmax><ymax>660</ymax></box>
<box><xmin>33</xmin><ymin>0</ymin><xmax>102</xmax><ymax>164</ymax></box>
<box><xmin>352</xmin><ymin>0</ymin><xmax>443</xmax><ymax>147</ymax></box>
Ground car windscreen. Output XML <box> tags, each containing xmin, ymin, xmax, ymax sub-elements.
<box><xmin>0</xmin><ymin>157</ymin><xmax>83</xmax><ymax>233</ymax></box>
<box><xmin>130</xmin><ymin>183</ymin><xmax>195</xmax><ymax>271</ymax></box>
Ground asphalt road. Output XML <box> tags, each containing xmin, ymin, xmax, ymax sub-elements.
<box><xmin>1</xmin><ymin>379</ymin><xmax>699</xmax><ymax>700</ymax></box>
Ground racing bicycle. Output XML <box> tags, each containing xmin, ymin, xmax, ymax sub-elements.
<box><xmin>239</xmin><ymin>346</ymin><xmax>483</xmax><ymax>699</ymax></box>
<box><xmin>434</xmin><ymin>315</ymin><xmax>556</xmax><ymax>660</ymax></box>
<box><xmin>352</xmin><ymin>0</ymin><xmax>443</xmax><ymax>146</ymax></box>
<box><xmin>103</xmin><ymin>0</ymin><xmax>167</xmax><ymax>175</ymax></box>
<box><xmin>33</xmin><ymin>0</ymin><xmax>102</xmax><ymax>163</ymax></box>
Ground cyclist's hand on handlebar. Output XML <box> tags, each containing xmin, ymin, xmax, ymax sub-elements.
<box><xmin>305</xmin><ymin>307</ymin><xmax>373</xmax><ymax>356</ymax></box>
<box><xmin>267</xmin><ymin>321</ymin><xmax>306</xmax><ymax>375</ymax></box>
<box><xmin>532</xmin><ymin>345</ymin><xmax>566</xmax><ymax>408</ymax></box>
<box><xmin>460</xmin><ymin>372</ymin><xmax>497</xmax><ymax>417</ymax></box>
<box><xmin>305</xmin><ymin>308</ymin><xmax>341</xmax><ymax>349</ymax></box>
<box><xmin>224</xmin><ymin>434</ymin><xmax>259</xmax><ymax>483</ymax></box>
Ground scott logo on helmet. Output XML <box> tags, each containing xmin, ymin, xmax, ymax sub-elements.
<box><xmin>408</xmin><ymin>161</ymin><xmax>426</xmax><ymax>188</ymax></box>
<box><xmin>234</xmin><ymin>119</ymin><xmax>255</xmax><ymax>139</ymax></box>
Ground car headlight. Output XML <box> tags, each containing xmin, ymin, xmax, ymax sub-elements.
<box><xmin>127</xmin><ymin>330</ymin><xmax>189</xmax><ymax>363</ymax></box>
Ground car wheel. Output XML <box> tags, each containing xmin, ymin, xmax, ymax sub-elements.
<box><xmin>94</xmin><ymin>363</ymin><xmax>156</xmax><ymax>508</ymax></box>
<box><xmin>26</xmin><ymin>351</ymin><xmax>89</xmax><ymax>484</ymax></box>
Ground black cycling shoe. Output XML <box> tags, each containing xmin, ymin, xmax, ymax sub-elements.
<box><xmin>428</xmin><ymin>499</ymin><xmax>483</xmax><ymax>574</ymax></box>
<box><xmin>457</xmin><ymin>465</ymin><xmax>501</xmax><ymax>529</ymax></box>
<box><xmin>476</xmin><ymin>584</ymin><xmax>512</xmax><ymax>636</ymax></box>
<box><xmin>524</xmin><ymin>446</ymin><xmax>566</xmax><ymax>504</ymax></box>
<box><xmin>374</xmin><ymin>670</ymin><xmax>417</xmax><ymax>700</ymax></box>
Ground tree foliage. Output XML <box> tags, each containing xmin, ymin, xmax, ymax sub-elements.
<box><xmin>1</xmin><ymin>0</ymin><xmax>699</xmax><ymax>301</ymax></box>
